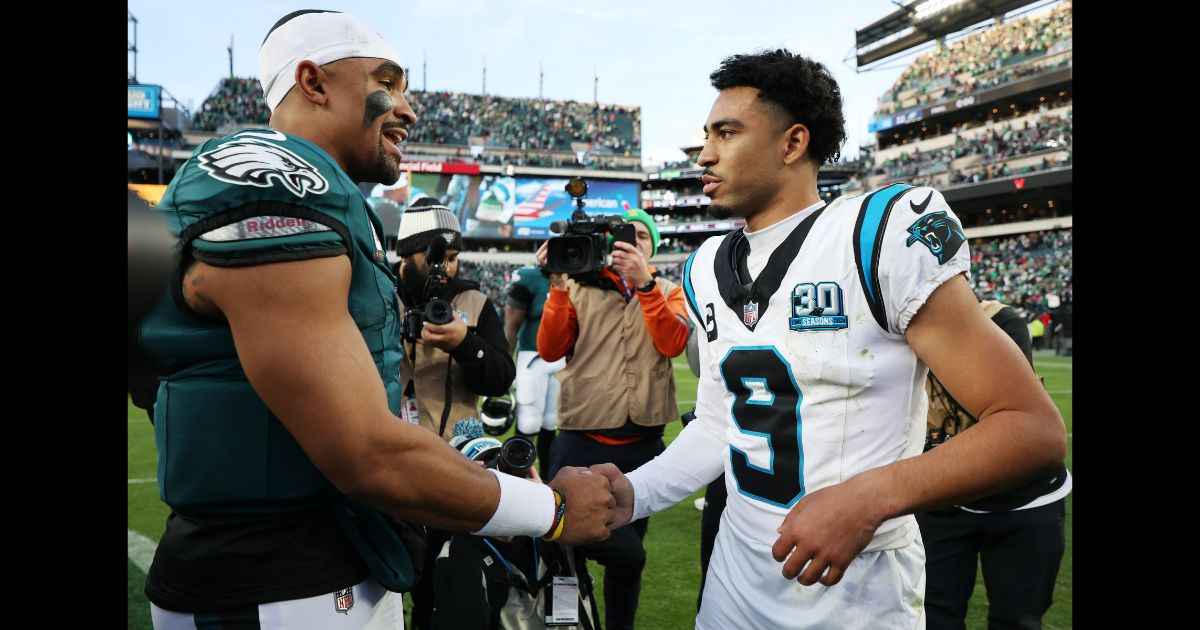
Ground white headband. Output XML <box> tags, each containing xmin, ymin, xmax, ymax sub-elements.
<box><xmin>257</xmin><ymin>11</ymin><xmax>404</xmax><ymax>111</ymax></box>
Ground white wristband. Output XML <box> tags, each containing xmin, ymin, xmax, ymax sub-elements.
<box><xmin>471</xmin><ymin>468</ymin><xmax>556</xmax><ymax>538</ymax></box>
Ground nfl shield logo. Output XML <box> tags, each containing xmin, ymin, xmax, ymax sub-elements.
<box><xmin>743</xmin><ymin>301</ymin><xmax>759</xmax><ymax>326</ymax></box>
<box><xmin>335</xmin><ymin>587</ymin><xmax>354</xmax><ymax>614</ymax></box>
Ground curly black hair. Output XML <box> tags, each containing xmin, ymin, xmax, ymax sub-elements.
<box><xmin>710</xmin><ymin>49</ymin><xmax>847</xmax><ymax>165</ymax></box>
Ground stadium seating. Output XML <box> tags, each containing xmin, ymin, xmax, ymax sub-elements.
<box><xmin>188</xmin><ymin>79</ymin><xmax>642</xmax><ymax>170</ymax></box>
<box><xmin>862</xmin><ymin>108</ymin><xmax>1071</xmax><ymax>190</ymax></box>
<box><xmin>407</xmin><ymin>90</ymin><xmax>640</xmax><ymax>156</ymax></box>
<box><xmin>970</xmin><ymin>229</ymin><xmax>1071</xmax><ymax>317</ymax></box>
<box><xmin>191</xmin><ymin>77</ymin><xmax>271</xmax><ymax>132</ymax></box>
<box><xmin>873</xmin><ymin>2</ymin><xmax>1072</xmax><ymax>119</ymax></box>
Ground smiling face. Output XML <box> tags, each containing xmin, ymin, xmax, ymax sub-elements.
<box><xmin>324</xmin><ymin>58</ymin><xmax>417</xmax><ymax>185</ymax></box>
<box><xmin>697</xmin><ymin>86</ymin><xmax>798</xmax><ymax>221</ymax></box>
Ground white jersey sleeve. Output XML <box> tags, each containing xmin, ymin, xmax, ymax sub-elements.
<box><xmin>876</xmin><ymin>187</ymin><xmax>972</xmax><ymax>335</ymax></box>
<box><xmin>626</xmin><ymin>249</ymin><xmax>729</xmax><ymax>522</ymax></box>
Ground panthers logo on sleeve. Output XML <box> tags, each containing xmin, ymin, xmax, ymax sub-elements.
<box><xmin>197</xmin><ymin>131</ymin><xmax>329</xmax><ymax>198</ymax></box>
<box><xmin>905</xmin><ymin>210</ymin><xmax>966</xmax><ymax>265</ymax></box>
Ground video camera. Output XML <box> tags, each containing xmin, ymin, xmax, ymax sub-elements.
<box><xmin>545</xmin><ymin>177</ymin><xmax>637</xmax><ymax>275</ymax></box>
<box><xmin>451</xmin><ymin>418</ymin><xmax>537</xmax><ymax>478</ymax></box>
<box><xmin>401</xmin><ymin>234</ymin><xmax>456</xmax><ymax>342</ymax></box>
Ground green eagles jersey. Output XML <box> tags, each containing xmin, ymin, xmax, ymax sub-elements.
<box><xmin>139</xmin><ymin>128</ymin><xmax>403</xmax><ymax>514</ymax></box>
<box><xmin>508</xmin><ymin>266</ymin><xmax>551</xmax><ymax>353</ymax></box>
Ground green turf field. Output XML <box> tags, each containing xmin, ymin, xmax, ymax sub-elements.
<box><xmin>128</xmin><ymin>351</ymin><xmax>1072</xmax><ymax>629</ymax></box>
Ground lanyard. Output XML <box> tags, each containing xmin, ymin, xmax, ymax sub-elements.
<box><xmin>483</xmin><ymin>538</ymin><xmax>541</xmax><ymax>585</ymax></box>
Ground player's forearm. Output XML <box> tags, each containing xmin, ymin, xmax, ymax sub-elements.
<box><xmin>860</xmin><ymin>406</ymin><xmax>1067</xmax><ymax>522</ymax></box>
<box><xmin>626</xmin><ymin>417</ymin><xmax>727</xmax><ymax>521</ymax></box>
<box><xmin>346</xmin><ymin>422</ymin><xmax>503</xmax><ymax>528</ymax></box>
<box><xmin>347</xmin><ymin>423</ymin><xmax>554</xmax><ymax>535</ymax></box>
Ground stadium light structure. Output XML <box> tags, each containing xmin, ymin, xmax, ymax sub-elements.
<box><xmin>912</xmin><ymin>0</ymin><xmax>968</xmax><ymax>22</ymax></box>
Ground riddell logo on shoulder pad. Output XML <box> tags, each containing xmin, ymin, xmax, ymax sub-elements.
<box><xmin>246</xmin><ymin>217</ymin><xmax>309</xmax><ymax>232</ymax></box>
<box><xmin>198</xmin><ymin>215</ymin><xmax>334</xmax><ymax>242</ymax></box>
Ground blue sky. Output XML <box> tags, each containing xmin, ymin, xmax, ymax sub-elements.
<box><xmin>126</xmin><ymin>0</ymin><xmax>1017</xmax><ymax>165</ymax></box>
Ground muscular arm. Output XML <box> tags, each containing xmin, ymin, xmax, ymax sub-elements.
<box><xmin>771</xmin><ymin>274</ymin><xmax>1067</xmax><ymax>585</ymax></box>
<box><xmin>503</xmin><ymin>304</ymin><xmax>526</xmax><ymax>355</ymax></box>
<box><xmin>186</xmin><ymin>256</ymin><xmax>509</xmax><ymax>531</ymax></box>
<box><xmin>871</xmin><ymin>275</ymin><xmax>1066</xmax><ymax>514</ymax></box>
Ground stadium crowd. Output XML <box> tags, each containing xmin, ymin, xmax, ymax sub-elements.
<box><xmin>970</xmin><ymin>229</ymin><xmax>1071</xmax><ymax>319</ymax></box>
<box><xmin>655</xmin><ymin>159</ymin><xmax>699</xmax><ymax>171</ymax></box>
<box><xmin>873</xmin><ymin>1</ymin><xmax>1071</xmax><ymax>118</ymax></box>
<box><xmin>407</xmin><ymin>90</ymin><xmax>641</xmax><ymax>156</ymax></box>
<box><xmin>478</xmin><ymin>151</ymin><xmax>642</xmax><ymax>172</ymax></box>
<box><xmin>869</xmin><ymin>111</ymin><xmax>1072</xmax><ymax>185</ymax></box>
<box><xmin>457</xmin><ymin>260</ymin><xmax>519</xmax><ymax>310</ymax></box>
<box><xmin>188</xmin><ymin>80</ymin><xmax>644</xmax><ymax>162</ymax></box>
<box><xmin>191</xmin><ymin>77</ymin><xmax>271</xmax><ymax>131</ymax></box>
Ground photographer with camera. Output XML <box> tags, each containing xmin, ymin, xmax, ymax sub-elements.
<box><xmin>534</xmin><ymin>180</ymin><xmax>689</xmax><ymax>630</ymax></box>
<box><xmin>397</xmin><ymin>198</ymin><xmax>520</xmax><ymax>629</ymax></box>
<box><xmin>396</xmin><ymin>197</ymin><xmax>516</xmax><ymax>442</ymax></box>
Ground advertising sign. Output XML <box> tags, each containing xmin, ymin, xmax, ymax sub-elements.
<box><xmin>468</xmin><ymin>176</ymin><xmax>640</xmax><ymax>240</ymax></box>
<box><xmin>128</xmin><ymin>85</ymin><xmax>161</xmax><ymax>119</ymax></box>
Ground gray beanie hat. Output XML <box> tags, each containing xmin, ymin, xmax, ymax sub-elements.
<box><xmin>395</xmin><ymin>198</ymin><xmax>464</xmax><ymax>257</ymax></box>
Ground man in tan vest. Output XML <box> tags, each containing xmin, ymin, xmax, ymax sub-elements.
<box><xmin>397</xmin><ymin>197</ymin><xmax>518</xmax><ymax>630</ymax></box>
<box><xmin>396</xmin><ymin>197</ymin><xmax>516</xmax><ymax>442</ymax></box>
<box><xmin>534</xmin><ymin>208</ymin><xmax>690</xmax><ymax>630</ymax></box>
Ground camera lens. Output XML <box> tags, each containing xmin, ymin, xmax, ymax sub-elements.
<box><xmin>425</xmin><ymin>298</ymin><xmax>454</xmax><ymax>325</ymax></box>
<box><xmin>562</xmin><ymin>244</ymin><xmax>585</xmax><ymax>268</ymax></box>
<box><xmin>498</xmin><ymin>436</ymin><xmax>536</xmax><ymax>476</ymax></box>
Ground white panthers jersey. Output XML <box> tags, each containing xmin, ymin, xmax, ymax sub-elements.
<box><xmin>683</xmin><ymin>183</ymin><xmax>971</xmax><ymax>552</ymax></box>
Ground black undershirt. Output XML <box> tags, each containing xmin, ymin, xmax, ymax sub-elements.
<box><xmin>145</xmin><ymin>506</ymin><xmax>369</xmax><ymax>612</ymax></box>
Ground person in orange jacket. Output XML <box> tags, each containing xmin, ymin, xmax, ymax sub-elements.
<box><xmin>534</xmin><ymin>207</ymin><xmax>689</xmax><ymax>630</ymax></box>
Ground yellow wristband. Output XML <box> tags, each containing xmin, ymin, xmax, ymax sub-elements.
<box><xmin>542</xmin><ymin>490</ymin><xmax>567</xmax><ymax>541</ymax></box>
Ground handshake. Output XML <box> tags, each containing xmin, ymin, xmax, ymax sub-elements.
<box><xmin>452</xmin><ymin>420</ymin><xmax>633</xmax><ymax>545</ymax></box>
<box><xmin>543</xmin><ymin>463</ymin><xmax>634</xmax><ymax>546</ymax></box>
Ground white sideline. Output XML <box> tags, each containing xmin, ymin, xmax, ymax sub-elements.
<box><xmin>127</xmin><ymin>529</ymin><xmax>157</xmax><ymax>574</ymax></box>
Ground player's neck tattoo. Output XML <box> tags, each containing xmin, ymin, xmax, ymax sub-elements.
<box><xmin>364</xmin><ymin>90</ymin><xmax>395</xmax><ymax>127</ymax></box>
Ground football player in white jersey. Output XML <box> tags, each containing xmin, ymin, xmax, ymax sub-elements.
<box><xmin>590</xmin><ymin>49</ymin><xmax>1067</xmax><ymax>629</ymax></box>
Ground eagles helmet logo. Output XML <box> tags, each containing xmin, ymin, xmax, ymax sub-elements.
<box><xmin>198</xmin><ymin>136</ymin><xmax>329</xmax><ymax>198</ymax></box>
<box><xmin>905</xmin><ymin>211</ymin><xmax>966</xmax><ymax>265</ymax></box>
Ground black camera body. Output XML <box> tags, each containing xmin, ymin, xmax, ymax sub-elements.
<box><xmin>401</xmin><ymin>236</ymin><xmax>456</xmax><ymax>342</ymax></box>
<box><xmin>402</xmin><ymin>300</ymin><xmax>455</xmax><ymax>342</ymax></box>
<box><xmin>545</xmin><ymin>177</ymin><xmax>635</xmax><ymax>275</ymax></box>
